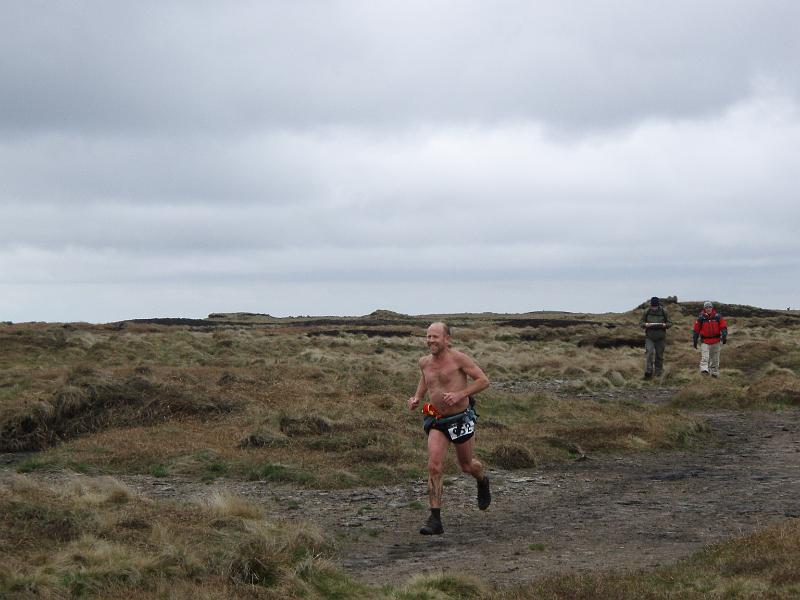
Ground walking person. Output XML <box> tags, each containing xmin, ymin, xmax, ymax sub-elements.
<box><xmin>407</xmin><ymin>322</ymin><xmax>491</xmax><ymax>535</ymax></box>
<box><xmin>640</xmin><ymin>296</ymin><xmax>673</xmax><ymax>379</ymax></box>
<box><xmin>693</xmin><ymin>301</ymin><xmax>728</xmax><ymax>377</ymax></box>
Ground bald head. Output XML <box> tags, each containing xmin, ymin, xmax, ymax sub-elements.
<box><xmin>428</xmin><ymin>322</ymin><xmax>450</xmax><ymax>336</ymax></box>
<box><xmin>426</xmin><ymin>322</ymin><xmax>451</xmax><ymax>355</ymax></box>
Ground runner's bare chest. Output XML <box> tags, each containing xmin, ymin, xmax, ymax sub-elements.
<box><xmin>423</xmin><ymin>356</ymin><xmax>466</xmax><ymax>391</ymax></box>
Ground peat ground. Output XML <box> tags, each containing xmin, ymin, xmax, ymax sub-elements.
<box><xmin>5</xmin><ymin>385</ymin><xmax>800</xmax><ymax>588</ymax></box>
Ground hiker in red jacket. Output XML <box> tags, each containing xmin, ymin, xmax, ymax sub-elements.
<box><xmin>692</xmin><ymin>301</ymin><xmax>728</xmax><ymax>377</ymax></box>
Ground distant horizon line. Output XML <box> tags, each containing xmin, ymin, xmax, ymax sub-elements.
<box><xmin>4</xmin><ymin>299</ymin><xmax>797</xmax><ymax>326</ymax></box>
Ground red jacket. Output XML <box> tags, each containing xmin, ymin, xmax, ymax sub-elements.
<box><xmin>693</xmin><ymin>309</ymin><xmax>728</xmax><ymax>344</ymax></box>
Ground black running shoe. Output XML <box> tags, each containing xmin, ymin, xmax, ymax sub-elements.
<box><xmin>477</xmin><ymin>475</ymin><xmax>491</xmax><ymax>510</ymax></box>
<box><xmin>419</xmin><ymin>514</ymin><xmax>444</xmax><ymax>535</ymax></box>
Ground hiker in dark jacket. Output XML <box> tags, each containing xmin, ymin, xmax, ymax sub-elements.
<box><xmin>693</xmin><ymin>301</ymin><xmax>728</xmax><ymax>377</ymax></box>
<box><xmin>639</xmin><ymin>296</ymin><xmax>673</xmax><ymax>380</ymax></box>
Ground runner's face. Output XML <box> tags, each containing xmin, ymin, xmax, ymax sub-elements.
<box><xmin>426</xmin><ymin>326</ymin><xmax>448</xmax><ymax>355</ymax></box>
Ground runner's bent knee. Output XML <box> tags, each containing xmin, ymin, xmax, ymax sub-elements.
<box><xmin>458</xmin><ymin>459</ymin><xmax>479</xmax><ymax>474</ymax></box>
<box><xmin>427</xmin><ymin>459</ymin><xmax>444</xmax><ymax>476</ymax></box>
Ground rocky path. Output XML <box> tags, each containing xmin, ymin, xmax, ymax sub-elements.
<box><xmin>5</xmin><ymin>402</ymin><xmax>800</xmax><ymax>587</ymax></box>
<box><xmin>115</xmin><ymin>408</ymin><xmax>800</xmax><ymax>586</ymax></box>
<box><xmin>331</xmin><ymin>410</ymin><xmax>800</xmax><ymax>585</ymax></box>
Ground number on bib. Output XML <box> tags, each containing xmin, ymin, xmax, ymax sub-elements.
<box><xmin>447</xmin><ymin>417</ymin><xmax>475</xmax><ymax>441</ymax></box>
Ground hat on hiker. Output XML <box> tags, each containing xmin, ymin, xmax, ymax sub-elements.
<box><xmin>650</xmin><ymin>297</ymin><xmax>660</xmax><ymax>306</ymax></box>
<box><xmin>703</xmin><ymin>301</ymin><xmax>713</xmax><ymax>309</ymax></box>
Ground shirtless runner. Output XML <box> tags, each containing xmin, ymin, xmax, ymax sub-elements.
<box><xmin>407</xmin><ymin>322</ymin><xmax>491</xmax><ymax>535</ymax></box>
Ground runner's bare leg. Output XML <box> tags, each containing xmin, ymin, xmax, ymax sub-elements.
<box><xmin>427</xmin><ymin>430</ymin><xmax>450</xmax><ymax>508</ymax></box>
<box><xmin>455</xmin><ymin>436</ymin><xmax>484</xmax><ymax>481</ymax></box>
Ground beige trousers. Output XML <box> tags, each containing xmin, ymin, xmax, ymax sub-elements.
<box><xmin>700</xmin><ymin>343</ymin><xmax>721</xmax><ymax>375</ymax></box>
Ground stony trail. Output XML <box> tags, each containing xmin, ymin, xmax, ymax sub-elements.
<box><xmin>5</xmin><ymin>395</ymin><xmax>800</xmax><ymax>587</ymax></box>
<box><xmin>117</xmin><ymin>408</ymin><xmax>800</xmax><ymax>586</ymax></box>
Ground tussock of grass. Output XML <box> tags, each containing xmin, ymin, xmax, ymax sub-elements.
<box><xmin>205</xmin><ymin>490</ymin><xmax>264</xmax><ymax>520</ymax></box>
<box><xmin>1</xmin><ymin>369</ymin><xmax>237</xmax><ymax>452</ymax></box>
<box><xmin>481</xmin><ymin>392</ymin><xmax>708</xmax><ymax>463</ymax></box>
<box><xmin>490</xmin><ymin>444</ymin><xmax>537</xmax><ymax>469</ymax></box>
<box><xmin>667</xmin><ymin>371</ymin><xmax>800</xmax><ymax>410</ymax></box>
<box><xmin>774</xmin><ymin>347</ymin><xmax>800</xmax><ymax>374</ymax></box>
<box><xmin>67</xmin><ymin>475</ymin><xmax>136</xmax><ymax>506</ymax></box>
<box><xmin>669</xmin><ymin>378</ymin><xmax>745</xmax><ymax>409</ymax></box>
<box><xmin>725</xmin><ymin>341</ymin><xmax>791</xmax><ymax>374</ymax></box>
<box><xmin>0</xmin><ymin>473</ymin><xmax>363</xmax><ymax>599</ymax></box>
<box><xmin>0</xmin><ymin>477</ymin><xmax>94</xmax><ymax>550</ymax></box>
<box><xmin>168</xmin><ymin>448</ymin><xmax>228</xmax><ymax>476</ymax></box>
<box><xmin>746</xmin><ymin>369</ymin><xmax>800</xmax><ymax>406</ymax></box>
<box><xmin>51</xmin><ymin>535</ymin><xmax>161</xmax><ymax>595</ymax></box>
<box><xmin>397</xmin><ymin>572</ymin><xmax>489</xmax><ymax>599</ymax></box>
<box><xmin>217</xmin><ymin>516</ymin><xmax>344</xmax><ymax>595</ymax></box>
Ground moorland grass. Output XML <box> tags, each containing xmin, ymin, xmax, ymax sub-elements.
<box><xmin>2</xmin><ymin>308</ymin><xmax>800</xmax><ymax>599</ymax></box>
<box><xmin>2</xmin><ymin>473</ymin><xmax>800</xmax><ymax>599</ymax></box>
<box><xmin>0</xmin><ymin>474</ymin><xmax>357</xmax><ymax>599</ymax></box>
<box><xmin>2</xmin><ymin>309</ymin><xmax>798</xmax><ymax>486</ymax></box>
<box><xmin>24</xmin><ymin>382</ymin><xmax>709</xmax><ymax>486</ymax></box>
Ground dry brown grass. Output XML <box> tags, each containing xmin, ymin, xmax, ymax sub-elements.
<box><xmin>205</xmin><ymin>490</ymin><xmax>264</xmax><ymax>520</ymax></box>
<box><xmin>480</xmin><ymin>391</ymin><xmax>709</xmax><ymax>464</ymax></box>
<box><xmin>2</xmin><ymin>306</ymin><xmax>800</xmax><ymax>597</ymax></box>
<box><xmin>3</xmin><ymin>306</ymin><xmax>799</xmax><ymax>487</ymax></box>
<box><xmin>0</xmin><ymin>473</ymin><xmax>356</xmax><ymax>599</ymax></box>
<box><xmin>4</xmin><ymin>471</ymin><xmax>800</xmax><ymax>599</ymax></box>
<box><xmin>746</xmin><ymin>369</ymin><xmax>800</xmax><ymax>406</ymax></box>
<box><xmin>1</xmin><ymin>369</ymin><xmax>238</xmax><ymax>452</ymax></box>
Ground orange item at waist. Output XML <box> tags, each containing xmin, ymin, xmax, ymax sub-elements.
<box><xmin>422</xmin><ymin>403</ymin><xmax>443</xmax><ymax>419</ymax></box>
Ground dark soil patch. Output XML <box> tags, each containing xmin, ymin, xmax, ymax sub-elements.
<box><xmin>305</xmin><ymin>328</ymin><xmax>414</xmax><ymax>338</ymax></box>
<box><xmin>576</xmin><ymin>335</ymin><xmax>642</xmax><ymax>349</ymax></box>
<box><xmin>500</xmin><ymin>318</ymin><xmax>612</xmax><ymax>328</ymax></box>
<box><xmin>120</xmin><ymin>317</ymin><xmax>214</xmax><ymax>327</ymax></box>
<box><xmin>286</xmin><ymin>318</ymin><xmax>429</xmax><ymax>328</ymax></box>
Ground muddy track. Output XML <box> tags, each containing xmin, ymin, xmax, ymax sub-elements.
<box><xmin>330</xmin><ymin>409</ymin><xmax>800</xmax><ymax>585</ymax></box>
<box><xmin>5</xmin><ymin>389</ymin><xmax>800</xmax><ymax>587</ymax></box>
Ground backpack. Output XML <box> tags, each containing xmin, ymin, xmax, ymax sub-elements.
<box><xmin>646</xmin><ymin>306</ymin><xmax>667</xmax><ymax>323</ymax></box>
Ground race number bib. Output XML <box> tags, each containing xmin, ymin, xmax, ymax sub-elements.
<box><xmin>447</xmin><ymin>416</ymin><xmax>475</xmax><ymax>441</ymax></box>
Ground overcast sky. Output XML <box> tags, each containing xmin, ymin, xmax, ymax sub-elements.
<box><xmin>2</xmin><ymin>1</ymin><xmax>798</xmax><ymax>323</ymax></box>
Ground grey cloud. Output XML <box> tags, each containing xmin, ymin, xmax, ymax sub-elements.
<box><xmin>2</xmin><ymin>104</ymin><xmax>798</xmax><ymax>259</ymax></box>
<box><xmin>2</xmin><ymin>1</ymin><xmax>799</xmax><ymax>136</ymax></box>
<box><xmin>0</xmin><ymin>132</ymin><xmax>326</xmax><ymax>206</ymax></box>
<box><xmin>2</xmin><ymin>1</ymin><xmax>799</xmax><ymax>322</ymax></box>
